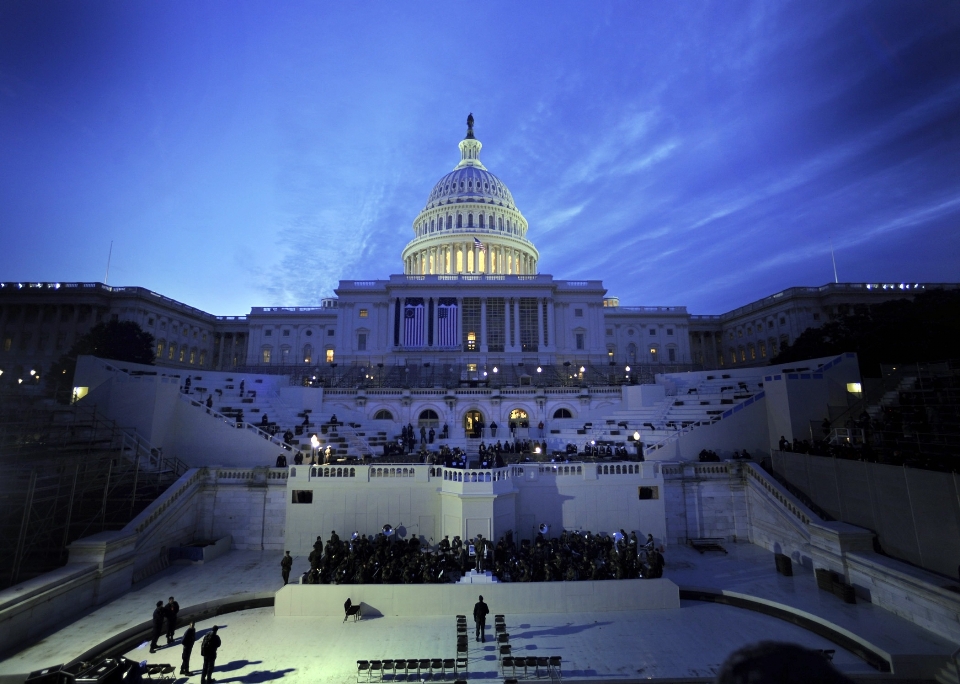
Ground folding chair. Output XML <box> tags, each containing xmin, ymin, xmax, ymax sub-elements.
<box><xmin>495</xmin><ymin>622</ymin><xmax>507</xmax><ymax>634</ymax></box>
<box><xmin>381</xmin><ymin>660</ymin><xmax>395</xmax><ymax>679</ymax></box>
<box><xmin>524</xmin><ymin>657</ymin><xmax>539</xmax><ymax>678</ymax></box>
<box><xmin>395</xmin><ymin>659</ymin><xmax>408</xmax><ymax>678</ymax></box>
<box><xmin>418</xmin><ymin>659</ymin><xmax>430</xmax><ymax>678</ymax></box>
<box><xmin>501</xmin><ymin>656</ymin><xmax>516</xmax><ymax>677</ymax></box>
<box><xmin>431</xmin><ymin>659</ymin><xmax>442</xmax><ymax>678</ymax></box>
<box><xmin>494</xmin><ymin>614</ymin><xmax>505</xmax><ymax>622</ymax></box>
<box><xmin>504</xmin><ymin>679</ymin><xmax>519</xmax><ymax>684</ymax></box>
<box><xmin>548</xmin><ymin>656</ymin><xmax>562</xmax><ymax>680</ymax></box>
<box><xmin>537</xmin><ymin>658</ymin><xmax>549</xmax><ymax>678</ymax></box>
<box><xmin>406</xmin><ymin>660</ymin><xmax>419</xmax><ymax>679</ymax></box>
<box><xmin>455</xmin><ymin>657</ymin><xmax>468</xmax><ymax>676</ymax></box>
<box><xmin>456</xmin><ymin>642</ymin><xmax>468</xmax><ymax>657</ymax></box>
<box><xmin>357</xmin><ymin>660</ymin><xmax>371</xmax><ymax>683</ymax></box>
<box><xmin>497</xmin><ymin>633</ymin><xmax>510</xmax><ymax>644</ymax></box>
<box><xmin>370</xmin><ymin>660</ymin><xmax>383</xmax><ymax>682</ymax></box>
<box><xmin>442</xmin><ymin>659</ymin><xmax>455</xmax><ymax>678</ymax></box>
<box><xmin>498</xmin><ymin>645</ymin><xmax>511</xmax><ymax>662</ymax></box>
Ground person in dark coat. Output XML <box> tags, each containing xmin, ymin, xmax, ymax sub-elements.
<box><xmin>473</xmin><ymin>594</ymin><xmax>489</xmax><ymax>642</ymax></box>
<box><xmin>180</xmin><ymin>622</ymin><xmax>197</xmax><ymax>675</ymax></box>
<box><xmin>150</xmin><ymin>601</ymin><xmax>164</xmax><ymax>653</ymax></box>
<box><xmin>165</xmin><ymin>596</ymin><xmax>180</xmax><ymax>644</ymax></box>
<box><xmin>281</xmin><ymin>551</ymin><xmax>293</xmax><ymax>585</ymax></box>
<box><xmin>200</xmin><ymin>625</ymin><xmax>221</xmax><ymax>683</ymax></box>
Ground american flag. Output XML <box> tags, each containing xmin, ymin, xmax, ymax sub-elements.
<box><xmin>474</xmin><ymin>237</ymin><xmax>486</xmax><ymax>252</ymax></box>
<box><xmin>437</xmin><ymin>300</ymin><xmax>459</xmax><ymax>348</ymax></box>
<box><xmin>403</xmin><ymin>299</ymin><xmax>425</xmax><ymax>348</ymax></box>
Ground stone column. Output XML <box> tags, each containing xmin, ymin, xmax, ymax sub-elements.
<box><xmin>513</xmin><ymin>296</ymin><xmax>522</xmax><ymax>351</ymax></box>
<box><xmin>547</xmin><ymin>298</ymin><xmax>555</xmax><ymax>351</ymax></box>
<box><xmin>504</xmin><ymin>298</ymin><xmax>512</xmax><ymax>351</ymax></box>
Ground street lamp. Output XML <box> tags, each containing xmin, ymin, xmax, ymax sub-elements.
<box><xmin>310</xmin><ymin>434</ymin><xmax>320</xmax><ymax>464</ymax></box>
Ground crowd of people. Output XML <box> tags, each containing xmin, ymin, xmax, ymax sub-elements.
<box><xmin>299</xmin><ymin>528</ymin><xmax>665</xmax><ymax>586</ymax></box>
<box><xmin>698</xmin><ymin>448</ymin><xmax>754</xmax><ymax>462</ymax></box>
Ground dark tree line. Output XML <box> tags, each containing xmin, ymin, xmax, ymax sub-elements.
<box><xmin>771</xmin><ymin>289</ymin><xmax>960</xmax><ymax>376</ymax></box>
<box><xmin>48</xmin><ymin>320</ymin><xmax>154</xmax><ymax>398</ymax></box>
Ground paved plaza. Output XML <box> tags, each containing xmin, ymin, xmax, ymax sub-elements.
<box><xmin>1</xmin><ymin>542</ymin><xmax>955</xmax><ymax>683</ymax></box>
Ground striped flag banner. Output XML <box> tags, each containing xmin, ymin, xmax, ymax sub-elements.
<box><xmin>474</xmin><ymin>237</ymin><xmax>486</xmax><ymax>252</ymax></box>
<box><xmin>437</xmin><ymin>299</ymin><xmax>459</xmax><ymax>348</ymax></box>
<box><xmin>403</xmin><ymin>298</ymin><xmax>425</xmax><ymax>348</ymax></box>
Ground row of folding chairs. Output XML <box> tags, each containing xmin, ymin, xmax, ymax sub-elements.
<box><xmin>357</xmin><ymin>659</ymin><xmax>466</xmax><ymax>682</ymax></box>
<box><xmin>501</xmin><ymin>656</ymin><xmax>562</xmax><ymax>680</ymax></box>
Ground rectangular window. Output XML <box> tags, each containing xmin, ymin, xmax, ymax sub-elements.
<box><xmin>265</xmin><ymin>329</ymin><xmax>272</xmax><ymax>336</ymax></box>
<box><xmin>462</xmin><ymin>297</ymin><xmax>481</xmax><ymax>352</ymax></box>
<box><xmin>328</xmin><ymin>329</ymin><xmax>335</xmax><ymax>336</ymax></box>
<box><xmin>282</xmin><ymin>330</ymin><xmax>290</xmax><ymax>337</ymax></box>
<box><xmin>359</xmin><ymin>309</ymin><xmax>369</xmax><ymax>318</ymax></box>
<box><xmin>760</xmin><ymin>342</ymin><xmax>767</xmax><ymax>358</ymax></box>
<box><xmin>326</xmin><ymin>349</ymin><xmax>334</xmax><ymax>363</ymax></box>
<box><xmin>668</xmin><ymin>348</ymin><xmax>676</xmax><ymax>362</ymax></box>
<box><xmin>189</xmin><ymin>350</ymin><xmax>196</xmax><ymax>364</ymax></box>
<box><xmin>519</xmin><ymin>298</ymin><xmax>539</xmax><ymax>352</ymax></box>
<box><xmin>179</xmin><ymin>347</ymin><xmax>185</xmax><ymax>362</ymax></box>
<box><xmin>638</xmin><ymin>486</ymin><xmax>659</xmax><ymax>500</ymax></box>
<box><xmin>292</xmin><ymin>490</ymin><xmax>313</xmax><ymax>504</ymax></box>
<box><xmin>262</xmin><ymin>349</ymin><xmax>271</xmax><ymax>363</ymax></box>
<box><xmin>168</xmin><ymin>345</ymin><xmax>175</xmax><ymax>360</ymax></box>
<box><xmin>650</xmin><ymin>328</ymin><xmax>657</xmax><ymax>335</ymax></box>
<box><xmin>486</xmin><ymin>297</ymin><xmax>504</xmax><ymax>352</ymax></box>
<box><xmin>667</xmin><ymin>328</ymin><xmax>673</xmax><ymax>336</ymax></box>
<box><xmin>574</xmin><ymin>308</ymin><xmax>583</xmax><ymax>317</ymax></box>
<box><xmin>575</xmin><ymin>332</ymin><xmax>585</xmax><ymax>350</ymax></box>
<box><xmin>542</xmin><ymin>300</ymin><xmax>549</xmax><ymax>347</ymax></box>
<box><xmin>147</xmin><ymin>317</ymin><xmax>155</xmax><ymax>326</ymax></box>
<box><xmin>358</xmin><ymin>333</ymin><xmax>367</xmax><ymax>351</ymax></box>
<box><xmin>156</xmin><ymin>342</ymin><xmax>164</xmax><ymax>358</ymax></box>
<box><xmin>606</xmin><ymin>328</ymin><xmax>613</xmax><ymax>336</ymax></box>
<box><xmin>467</xmin><ymin>363</ymin><xmax>477</xmax><ymax>372</ymax></box>
<box><xmin>199</xmin><ymin>351</ymin><xmax>206</xmax><ymax>366</ymax></box>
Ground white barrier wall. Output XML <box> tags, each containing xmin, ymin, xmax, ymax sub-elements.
<box><xmin>284</xmin><ymin>462</ymin><xmax>667</xmax><ymax>555</ymax></box>
<box><xmin>274</xmin><ymin>578</ymin><xmax>681</xmax><ymax>617</ymax></box>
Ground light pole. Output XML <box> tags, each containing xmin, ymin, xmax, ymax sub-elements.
<box><xmin>310</xmin><ymin>434</ymin><xmax>320</xmax><ymax>464</ymax></box>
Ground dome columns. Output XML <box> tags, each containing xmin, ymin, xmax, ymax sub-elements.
<box><xmin>404</xmin><ymin>239</ymin><xmax>537</xmax><ymax>275</ymax></box>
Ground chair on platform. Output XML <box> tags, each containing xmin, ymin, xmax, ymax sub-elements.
<box><xmin>524</xmin><ymin>656</ymin><xmax>539</xmax><ymax>678</ymax></box>
<box><xmin>431</xmin><ymin>659</ymin><xmax>442</xmax><ymax>678</ymax></box>
<box><xmin>369</xmin><ymin>660</ymin><xmax>383</xmax><ymax>682</ymax></box>
<box><xmin>456</xmin><ymin>642</ymin><xmax>468</xmax><ymax>657</ymax></box>
<box><xmin>537</xmin><ymin>657</ymin><xmax>549</xmax><ymax>678</ymax></box>
<box><xmin>381</xmin><ymin>660</ymin><xmax>395</xmax><ymax>679</ymax></box>
<box><xmin>498</xmin><ymin>645</ymin><xmax>512</xmax><ymax>662</ymax></box>
<box><xmin>455</xmin><ymin>657</ymin><xmax>468</xmax><ymax>676</ymax></box>
<box><xmin>494</xmin><ymin>622</ymin><xmax>507</xmax><ymax>634</ymax></box>
<box><xmin>357</xmin><ymin>660</ymin><xmax>370</xmax><ymax>683</ymax></box>
<box><xmin>548</xmin><ymin>656</ymin><xmax>562</xmax><ymax>680</ymax></box>
<box><xmin>418</xmin><ymin>659</ymin><xmax>430</xmax><ymax>678</ymax></box>
<box><xmin>406</xmin><ymin>660</ymin><xmax>419</xmax><ymax>678</ymax></box>
<box><xmin>501</xmin><ymin>656</ymin><xmax>516</xmax><ymax>677</ymax></box>
<box><xmin>497</xmin><ymin>633</ymin><xmax>510</xmax><ymax>644</ymax></box>
<box><xmin>494</xmin><ymin>614</ymin><xmax>505</xmax><ymax>622</ymax></box>
<box><xmin>442</xmin><ymin>659</ymin><xmax>455</xmax><ymax>678</ymax></box>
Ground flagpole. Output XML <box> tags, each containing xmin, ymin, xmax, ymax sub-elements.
<box><xmin>830</xmin><ymin>238</ymin><xmax>838</xmax><ymax>284</ymax></box>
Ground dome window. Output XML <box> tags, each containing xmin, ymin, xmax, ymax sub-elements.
<box><xmin>479</xmin><ymin>214</ymin><xmax>485</xmax><ymax>228</ymax></box>
<box><xmin>457</xmin><ymin>214</ymin><xmax>463</xmax><ymax>228</ymax></box>
<box><xmin>446</xmin><ymin>216</ymin><xmax>453</xmax><ymax>229</ymax></box>
<box><xmin>459</xmin><ymin>181</ymin><xmax>464</xmax><ymax>191</ymax></box>
<box><xmin>484</xmin><ymin>182</ymin><xmax>489</xmax><ymax>190</ymax></box>
<box><xmin>468</xmin><ymin>214</ymin><xmax>474</xmax><ymax>227</ymax></box>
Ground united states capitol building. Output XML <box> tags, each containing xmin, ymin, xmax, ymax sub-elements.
<box><xmin>1</xmin><ymin>118</ymin><xmax>959</xmax><ymax>681</ymax></box>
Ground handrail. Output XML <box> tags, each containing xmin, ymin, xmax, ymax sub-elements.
<box><xmin>179</xmin><ymin>393</ymin><xmax>292</xmax><ymax>451</ymax></box>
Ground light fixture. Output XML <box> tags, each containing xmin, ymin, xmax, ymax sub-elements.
<box><xmin>536</xmin><ymin>366</ymin><xmax>542</xmax><ymax>373</ymax></box>
<box><xmin>579</xmin><ymin>366</ymin><xmax>585</xmax><ymax>373</ymax></box>
<box><xmin>625</xmin><ymin>365</ymin><xmax>631</xmax><ymax>372</ymax></box>
<box><xmin>29</xmin><ymin>370</ymin><xmax>36</xmax><ymax>376</ymax></box>
<box><xmin>633</xmin><ymin>431</ymin><xmax>640</xmax><ymax>441</ymax></box>
<box><xmin>492</xmin><ymin>367</ymin><xmax>498</xmax><ymax>373</ymax></box>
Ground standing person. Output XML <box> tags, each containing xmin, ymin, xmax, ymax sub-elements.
<box><xmin>200</xmin><ymin>625</ymin><xmax>221</xmax><ymax>683</ymax></box>
<box><xmin>150</xmin><ymin>601</ymin><xmax>164</xmax><ymax>653</ymax></box>
<box><xmin>165</xmin><ymin>596</ymin><xmax>180</xmax><ymax>644</ymax></box>
<box><xmin>281</xmin><ymin>551</ymin><xmax>293</xmax><ymax>585</ymax></box>
<box><xmin>473</xmin><ymin>594</ymin><xmax>489</xmax><ymax>643</ymax></box>
<box><xmin>180</xmin><ymin>622</ymin><xmax>197</xmax><ymax>675</ymax></box>
<box><xmin>239</xmin><ymin>379</ymin><xmax>245</xmax><ymax>397</ymax></box>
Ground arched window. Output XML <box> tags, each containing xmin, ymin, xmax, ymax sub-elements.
<box><xmin>456</xmin><ymin>214</ymin><xmax>463</xmax><ymax>228</ymax></box>
<box><xmin>303</xmin><ymin>344</ymin><xmax>313</xmax><ymax>364</ymax></box>
<box><xmin>374</xmin><ymin>409</ymin><xmax>394</xmax><ymax>420</ymax></box>
<box><xmin>553</xmin><ymin>408</ymin><xmax>573</xmax><ymax>419</ymax></box>
<box><xmin>446</xmin><ymin>215</ymin><xmax>453</xmax><ymax>229</ymax></box>
<box><xmin>261</xmin><ymin>346</ymin><xmax>272</xmax><ymax>364</ymax></box>
<box><xmin>418</xmin><ymin>409</ymin><xmax>440</xmax><ymax>428</ymax></box>
<box><xmin>498</xmin><ymin>217</ymin><xmax>503</xmax><ymax>230</ymax></box>
<box><xmin>479</xmin><ymin>214</ymin><xmax>485</xmax><ymax>228</ymax></box>
<box><xmin>468</xmin><ymin>213</ymin><xmax>474</xmax><ymax>227</ymax></box>
<box><xmin>649</xmin><ymin>344</ymin><xmax>659</xmax><ymax>363</ymax></box>
<box><xmin>156</xmin><ymin>340</ymin><xmax>165</xmax><ymax>359</ymax></box>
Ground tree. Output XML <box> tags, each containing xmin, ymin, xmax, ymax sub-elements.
<box><xmin>771</xmin><ymin>288</ymin><xmax>960</xmax><ymax>376</ymax></box>
<box><xmin>49</xmin><ymin>320</ymin><xmax>154</xmax><ymax>397</ymax></box>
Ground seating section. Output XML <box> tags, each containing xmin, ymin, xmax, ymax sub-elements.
<box><xmin>356</xmin><ymin>614</ymin><xmax>560</xmax><ymax>681</ymax></box>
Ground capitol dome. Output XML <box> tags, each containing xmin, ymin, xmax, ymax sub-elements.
<box><xmin>402</xmin><ymin>115</ymin><xmax>539</xmax><ymax>276</ymax></box>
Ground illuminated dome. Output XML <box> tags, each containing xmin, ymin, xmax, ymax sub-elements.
<box><xmin>402</xmin><ymin>115</ymin><xmax>539</xmax><ymax>275</ymax></box>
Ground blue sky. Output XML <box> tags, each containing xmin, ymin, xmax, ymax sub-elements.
<box><xmin>1</xmin><ymin>2</ymin><xmax>958</xmax><ymax>316</ymax></box>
